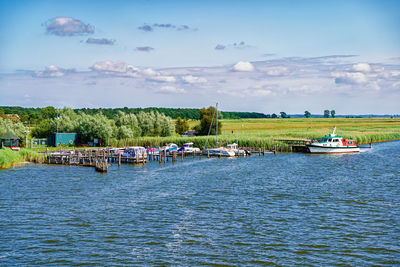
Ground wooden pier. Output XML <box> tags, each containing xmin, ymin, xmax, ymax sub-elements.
<box><xmin>42</xmin><ymin>145</ymin><xmax>279</xmax><ymax>172</ymax></box>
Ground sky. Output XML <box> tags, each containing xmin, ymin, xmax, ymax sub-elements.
<box><xmin>0</xmin><ymin>0</ymin><xmax>399</xmax><ymax>114</ymax></box>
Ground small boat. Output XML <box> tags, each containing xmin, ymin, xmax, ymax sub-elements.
<box><xmin>178</xmin><ymin>142</ymin><xmax>200</xmax><ymax>154</ymax></box>
<box><xmin>122</xmin><ymin>146</ymin><xmax>147</xmax><ymax>158</ymax></box>
<box><xmin>203</xmin><ymin>147</ymin><xmax>235</xmax><ymax>157</ymax></box>
<box><xmin>306</xmin><ymin>127</ymin><xmax>360</xmax><ymax>154</ymax></box>
<box><xmin>164</xmin><ymin>143</ymin><xmax>178</xmax><ymax>153</ymax></box>
<box><xmin>226</xmin><ymin>143</ymin><xmax>248</xmax><ymax>156</ymax></box>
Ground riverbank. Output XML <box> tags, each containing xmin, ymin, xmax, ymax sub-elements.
<box><xmin>0</xmin><ymin>148</ymin><xmax>44</xmax><ymax>169</ymax></box>
<box><xmin>111</xmin><ymin>117</ymin><xmax>400</xmax><ymax>149</ymax></box>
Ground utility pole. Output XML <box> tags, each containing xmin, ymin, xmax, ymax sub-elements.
<box><xmin>215</xmin><ymin>102</ymin><xmax>218</xmax><ymax>146</ymax></box>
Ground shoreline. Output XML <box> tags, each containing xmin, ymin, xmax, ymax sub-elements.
<box><xmin>1</xmin><ymin>139</ymin><xmax>399</xmax><ymax>170</ymax></box>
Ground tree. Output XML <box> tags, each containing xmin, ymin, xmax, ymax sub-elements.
<box><xmin>331</xmin><ymin>110</ymin><xmax>336</xmax><ymax>118</ymax></box>
<box><xmin>324</xmin><ymin>110</ymin><xmax>330</xmax><ymax>118</ymax></box>
<box><xmin>280</xmin><ymin>112</ymin><xmax>288</xmax><ymax>118</ymax></box>
<box><xmin>304</xmin><ymin>111</ymin><xmax>311</xmax><ymax>118</ymax></box>
<box><xmin>175</xmin><ymin>117</ymin><xmax>189</xmax><ymax>135</ymax></box>
<box><xmin>271</xmin><ymin>113</ymin><xmax>278</xmax><ymax>118</ymax></box>
<box><xmin>41</xmin><ymin>106</ymin><xmax>56</xmax><ymax>119</ymax></box>
<box><xmin>197</xmin><ymin>106</ymin><xmax>222</xmax><ymax>135</ymax></box>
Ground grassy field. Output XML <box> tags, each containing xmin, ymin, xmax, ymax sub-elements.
<box><xmin>1</xmin><ymin>117</ymin><xmax>399</xmax><ymax>169</ymax></box>
<box><xmin>114</xmin><ymin>117</ymin><xmax>400</xmax><ymax>150</ymax></box>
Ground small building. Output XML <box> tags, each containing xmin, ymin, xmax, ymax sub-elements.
<box><xmin>181</xmin><ymin>130</ymin><xmax>197</xmax><ymax>137</ymax></box>
<box><xmin>0</xmin><ymin>131</ymin><xmax>20</xmax><ymax>149</ymax></box>
<box><xmin>48</xmin><ymin>133</ymin><xmax>77</xmax><ymax>147</ymax></box>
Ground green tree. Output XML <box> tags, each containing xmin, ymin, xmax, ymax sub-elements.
<box><xmin>271</xmin><ymin>113</ymin><xmax>278</xmax><ymax>118</ymax></box>
<box><xmin>175</xmin><ymin>117</ymin><xmax>189</xmax><ymax>134</ymax></box>
<box><xmin>41</xmin><ymin>106</ymin><xmax>56</xmax><ymax>119</ymax></box>
<box><xmin>197</xmin><ymin>106</ymin><xmax>222</xmax><ymax>135</ymax></box>
<box><xmin>304</xmin><ymin>111</ymin><xmax>311</xmax><ymax>118</ymax></box>
<box><xmin>280</xmin><ymin>112</ymin><xmax>288</xmax><ymax>118</ymax></box>
<box><xmin>324</xmin><ymin>110</ymin><xmax>330</xmax><ymax>118</ymax></box>
<box><xmin>331</xmin><ymin>110</ymin><xmax>336</xmax><ymax>118</ymax></box>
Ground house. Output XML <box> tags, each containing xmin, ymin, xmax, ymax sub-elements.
<box><xmin>181</xmin><ymin>130</ymin><xmax>197</xmax><ymax>137</ymax></box>
<box><xmin>0</xmin><ymin>131</ymin><xmax>20</xmax><ymax>150</ymax></box>
<box><xmin>47</xmin><ymin>133</ymin><xmax>77</xmax><ymax>147</ymax></box>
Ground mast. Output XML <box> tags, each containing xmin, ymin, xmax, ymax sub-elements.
<box><xmin>216</xmin><ymin>102</ymin><xmax>218</xmax><ymax>146</ymax></box>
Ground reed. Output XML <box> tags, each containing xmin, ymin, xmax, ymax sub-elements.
<box><xmin>110</xmin><ymin>117</ymin><xmax>400</xmax><ymax>151</ymax></box>
<box><xmin>0</xmin><ymin>148</ymin><xmax>45</xmax><ymax>169</ymax></box>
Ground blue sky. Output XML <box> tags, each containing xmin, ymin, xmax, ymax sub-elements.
<box><xmin>0</xmin><ymin>0</ymin><xmax>399</xmax><ymax>114</ymax></box>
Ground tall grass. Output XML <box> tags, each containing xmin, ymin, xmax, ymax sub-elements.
<box><xmin>0</xmin><ymin>148</ymin><xmax>45</xmax><ymax>169</ymax></box>
<box><xmin>109</xmin><ymin>117</ymin><xmax>400</xmax><ymax>151</ymax></box>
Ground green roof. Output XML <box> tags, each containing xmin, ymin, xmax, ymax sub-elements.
<box><xmin>0</xmin><ymin>131</ymin><xmax>18</xmax><ymax>139</ymax></box>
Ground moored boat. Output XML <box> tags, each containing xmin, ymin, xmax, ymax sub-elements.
<box><xmin>306</xmin><ymin>127</ymin><xmax>360</xmax><ymax>154</ymax></box>
<box><xmin>178</xmin><ymin>142</ymin><xmax>200</xmax><ymax>153</ymax></box>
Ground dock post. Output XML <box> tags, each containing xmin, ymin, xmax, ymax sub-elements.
<box><xmin>118</xmin><ymin>152</ymin><xmax>121</xmax><ymax>167</ymax></box>
<box><xmin>172</xmin><ymin>150</ymin><xmax>177</xmax><ymax>163</ymax></box>
<box><xmin>164</xmin><ymin>149</ymin><xmax>166</xmax><ymax>165</ymax></box>
<box><xmin>208</xmin><ymin>150</ymin><xmax>210</xmax><ymax>158</ymax></box>
<box><xmin>181</xmin><ymin>150</ymin><xmax>184</xmax><ymax>162</ymax></box>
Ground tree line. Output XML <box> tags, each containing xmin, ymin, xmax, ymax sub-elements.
<box><xmin>0</xmin><ymin>106</ymin><xmax>269</xmax><ymax>123</ymax></box>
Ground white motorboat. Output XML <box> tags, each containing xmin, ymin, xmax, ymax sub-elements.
<box><xmin>179</xmin><ymin>142</ymin><xmax>200</xmax><ymax>153</ymax></box>
<box><xmin>306</xmin><ymin>127</ymin><xmax>360</xmax><ymax>154</ymax></box>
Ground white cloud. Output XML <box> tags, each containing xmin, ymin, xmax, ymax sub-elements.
<box><xmin>232</xmin><ymin>61</ymin><xmax>255</xmax><ymax>72</ymax></box>
<box><xmin>266</xmin><ymin>67</ymin><xmax>289</xmax><ymax>76</ymax></box>
<box><xmin>148</xmin><ymin>76</ymin><xmax>176</xmax><ymax>82</ymax></box>
<box><xmin>333</xmin><ymin>72</ymin><xmax>367</xmax><ymax>84</ymax></box>
<box><xmin>351</xmin><ymin>63</ymin><xmax>371</xmax><ymax>73</ymax></box>
<box><xmin>391</xmin><ymin>71</ymin><xmax>400</xmax><ymax>77</ymax></box>
<box><xmin>181</xmin><ymin>75</ymin><xmax>207</xmax><ymax>83</ymax></box>
<box><xmin>45</xmin><ymin>17</ymin><xmax>94</xmax><ymax>36</ymax></box>
<box><xmin>91</xmin><ymin>61</ymin><xmax>139</xmax><ymax>73</ymax></box>
<box><xmin>142</xmin><ymin>68</ymin><xmax>158</xmax><ymax>77</ymax></box>
<box><xmin>35</xmin><ymin>65</ymin><xmax>73</xmax><ymax>77</ymax></box>
<box><xmin>156</xmin><ymin>86</ymin><xmax>185</xmax><ymax>94</ymax></box>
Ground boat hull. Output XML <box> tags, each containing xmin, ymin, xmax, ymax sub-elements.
<box><xmin>307</xmin><ymin>145</ymin><xmax>360</xmax><ymax>154</ymax></box>
<box><xmin>203</xmin><ymin>148</ymin><xmax>235</xmax><ymax>157</ymax></box>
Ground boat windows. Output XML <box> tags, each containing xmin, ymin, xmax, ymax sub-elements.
<box><xmin>328</xmin><ymin>139</ymin><xmax>332</xmax><ymax>142</ymax></box>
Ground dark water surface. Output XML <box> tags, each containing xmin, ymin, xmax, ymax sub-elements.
<box><xmin>1</xmin><ymin>141</ymin><xmax>400</xmax><ymax>265</ymax></box>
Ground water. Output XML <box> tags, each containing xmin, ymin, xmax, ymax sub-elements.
<box><xmin>1</xmin><ymin>141</ymin><xmax>400</xmax><ymax>265</ymax></box>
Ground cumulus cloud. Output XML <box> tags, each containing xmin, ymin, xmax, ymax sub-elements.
<box><xmin>215</xmin><ymin>44</ymin><xmax>226</xmax><ymax>50</ymax></box>
<box><xmin>86</xmin><ymin>38</ymin><xmax>115</xmax><ymax>45</ymax></box>
<box><xmin>91</xmin><ymin>61</ymin><xmax>139</xmax><ymax>73</ymax></box>
<box><xmin>138</xmin><ymin>23</ymin><xmax>196</xmax><ymax>32</ymax></box>
<box><xmin>34</xmin><ymin>65</ymin><xmax>74</xmax><ymax>78</ymax></box>
<box><xmin>156</xmin><ymin>86</ymin><xmax>185</xmax><ymax>94</ymax></box>
<box><xmin>334</xmin><ymin>72</ymin><xmax>368</xmax><ymax>84</ymax></box>
<box><xmin>148</xmin><ymin>76</ymin><xmax>177</xmax><ymax>83</ymax></box>
<box><xmin>135</xmin><ymin>46</ymin><xmax>154</xmax><ymax>52</ymax></box>
<box><xmin>351</xmin><ymin>63</ymin><xmax>371</xmax><ymax>72</ymax></box>
<box><xmin>181</xmin><ymin>75</ymin><xmax>207</xmax><ymax>83</ymax></box>
<box><xmin>142</xmin><ymin>68</ymin><xmax>157</xmax><ymax>77</ymax></box>
<box><xmin>44</xmin><ymin>17</ymin><xmax>94</xmax><ymax>36</ymax></box>
<box><xmin>232</xmin><ymin>61</ymin><xmax>255</xmax><ymax>72</ymax></box>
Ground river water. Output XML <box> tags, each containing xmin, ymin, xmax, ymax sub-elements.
<box><xmin>1</xmin><ymin>141</ymin><xmax>399</xmax><ymax>265</ymax></box>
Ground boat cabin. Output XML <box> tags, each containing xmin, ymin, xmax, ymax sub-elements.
<box><xmin>320</xmin><ymin>136</ymin><xmax>356</xmax><ymax>146</ymax></box>
<box><xmin>227</xmin><ymin>143</ymin><xmax>238</xmax><ymax>150</ymax></box>
<box><xmin>183</xmin><ymin>142</ymin><xmax>194</xmax><ymax>148</ymax></box>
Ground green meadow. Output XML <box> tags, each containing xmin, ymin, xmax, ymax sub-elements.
<box><xmin>114</xmin><ymin>117</ymin><xmax>400</xmax><ymax>150</ymax></box>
